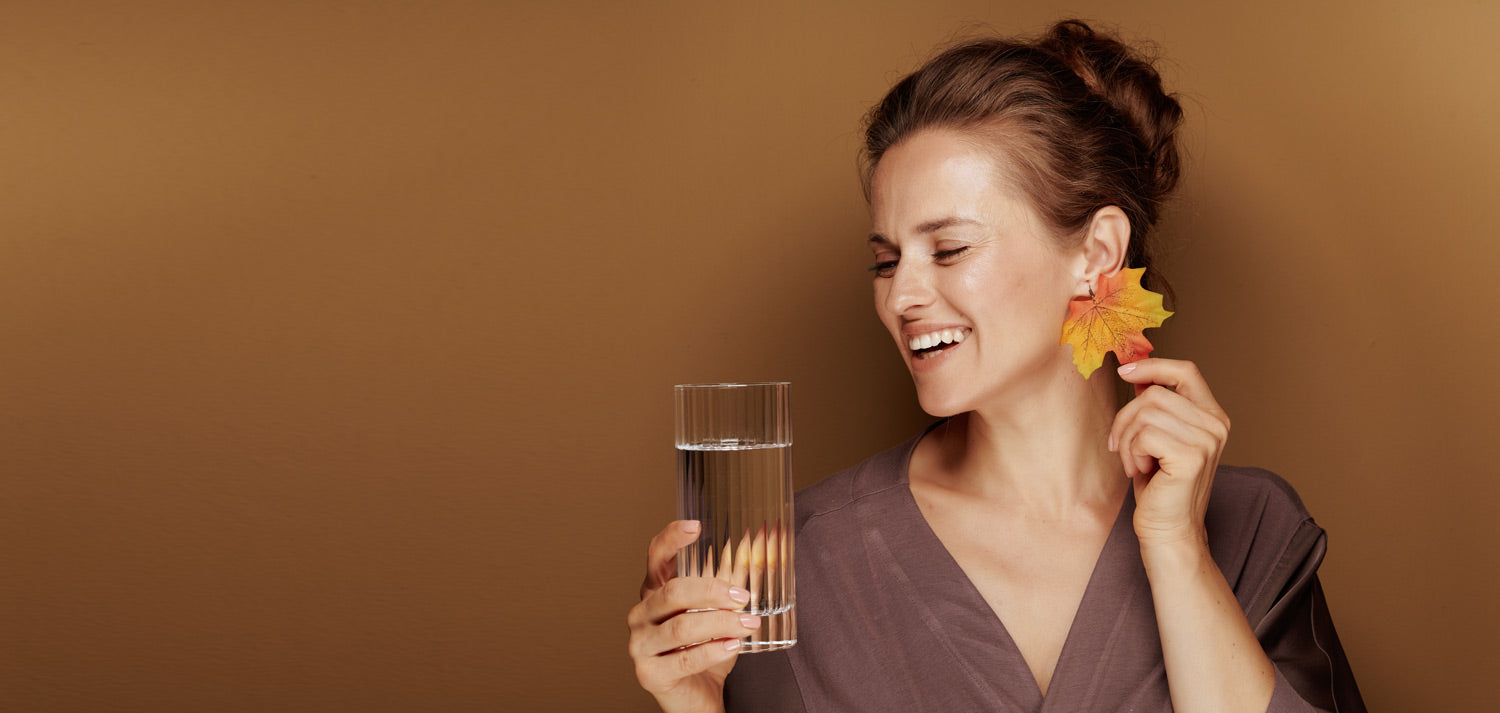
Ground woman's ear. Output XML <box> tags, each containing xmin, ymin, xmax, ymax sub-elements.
<box><xmin>1075</xmin><ymin>206</ymin><xmax>1131</xmax><ymax>295</ymax></box>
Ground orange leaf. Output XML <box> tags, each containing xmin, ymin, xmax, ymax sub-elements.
<box><xmin>1060</xmin><ymin>267</ymin><xmax>1173</xmax><ymax>378</ymax></box>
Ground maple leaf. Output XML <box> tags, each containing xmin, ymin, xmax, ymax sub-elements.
<box><xmin>1060</xmin><ymin>267</ymin><xmax>1173</xmax><ymax>378</ymax></box>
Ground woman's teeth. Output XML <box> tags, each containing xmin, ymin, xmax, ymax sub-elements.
<box><xmin>907</xmin><ymin>328</ymin><xmax>968</xmax><ymax>352</ymax></box>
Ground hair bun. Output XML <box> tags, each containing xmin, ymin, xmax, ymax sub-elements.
<box><xmin>861</xmin><ymin>19</ymin><xmax>1186</xmax><ymax>300</ymax></box>
<box><xmin>1041</xmin><ymin>20</ymin><xmax>1183</xmax><ymax>203</ymax></box>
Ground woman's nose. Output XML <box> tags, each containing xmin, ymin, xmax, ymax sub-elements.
<box><xmin>885</xmin><ymin>262</ymin><xmax>934</xmax><ymax>314</ymax></box>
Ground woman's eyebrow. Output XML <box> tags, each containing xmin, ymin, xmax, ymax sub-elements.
<box><xmin>868</xmin><ymin>216</ymin><xmax>982</xmax><ymax>246</ymax></box>
<box><xmin>915</xmin><ymin>216</ymin><xmax>982</xmax><ymax>234</ymax></box>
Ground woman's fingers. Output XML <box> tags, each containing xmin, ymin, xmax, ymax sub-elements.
<box><xmin>633</xmin><ymin>626</ymin><xmax>747</xmax><ymax>694</ymax></box>
<box><xmin>1113</xmin><ymin>386</ymin><xmax>1221</xmax><ymax>443</ymax></box>
<box><xmin>1112</xmin><ymin>360</ymin><xmax>1231</xmax><ymax>546</ymax></box>
<box><xmin>1121</xmin><ymin>422</ymin><xmax>1195</xmax><ymax>477</ymax></box>
<box><xmin>641</xmin><ymin>520</ymin><xmax>702</xmax><ymax>598</ymax></box>
<box><xmin>1128</xmin><ymin>451</ymin><xmax>1156</xmax><ymax>481</ymax></box>
<box><xmin>1116</xmin><ymin>358</ymin><xmax>1228</xmax><ymax>422</ymax></box>
<box><xmin>1116</xmin><ymin>409</ymin><xmax>1219</xmax><ymax>479</ymax></box>
<box><xmin>628</xmin><ymin>522</ymin><xmax>750</xmax><ymax>709</ymax></box>
<box><xmin>1126</xmin><ymin>423</ymin><xmax>1219</xmax><ymax>539</ymax></box>
<box><xmin>628</xmin><ymin>576</ymin><xmax>760</xmax><ymax>690</ymax></box>
<box><xmin>631</xmin><ymin>606</ymin><xmax>762</xmax><ymax>660</ymax></box>
<box><xmin>631</xmin><ymin>576</ymin><xmax>752</xmax><ymax>628</ymax></box>
<box><xmin>1111</xmin><ymin>387</ymin><xmax>1224</xmax><ymax>461</ymax></box>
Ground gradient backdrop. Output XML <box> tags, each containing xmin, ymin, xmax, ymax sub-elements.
<box><xmin>3</xmin><ymin>1</ymin><xmax>1495</xmax><ymax>711</ymax></box>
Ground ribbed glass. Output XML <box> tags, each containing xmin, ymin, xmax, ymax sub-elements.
<box><xmin>674</xmin><ymin>382</ymin><xmax>796</xmax><ymax>652</ymax></box>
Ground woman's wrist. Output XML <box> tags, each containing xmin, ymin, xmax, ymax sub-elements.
<box><xmin>1137</xmin><ymin>527</ymin><xmax>1211</xmax><ymax>577</ymax></box>
<box><xmin>1138</xmin><ymin>525</ymin><xmax>1275</xmax><ymax>713</ymax></box>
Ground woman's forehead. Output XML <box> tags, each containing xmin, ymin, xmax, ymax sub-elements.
<box><xmin>869</xmin><ymin>131</ymin><xmax>1041</xmax><ymax>240</ymax></box>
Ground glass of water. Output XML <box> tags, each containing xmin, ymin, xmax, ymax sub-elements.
<box><xmin>674</xmin><ymin>382</ymin><xmax>796</xmax><ymax>652</ymax></box>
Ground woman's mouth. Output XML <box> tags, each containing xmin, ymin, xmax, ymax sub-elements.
<box><xmin>907</xmin><ymin>327</ymin><xmax>969</xmax><ymax>360</ymax></box>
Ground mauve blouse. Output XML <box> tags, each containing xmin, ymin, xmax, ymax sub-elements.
<box><xmin>724</xmin><ymin>426</ymin><xmax>1365</xmax><ymax>712</ymax></box>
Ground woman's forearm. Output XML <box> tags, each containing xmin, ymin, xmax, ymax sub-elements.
<box><xmin>1142</xmin><ymin>533</ymin><xmax>1275</xmax><ymax>713</ymax></box>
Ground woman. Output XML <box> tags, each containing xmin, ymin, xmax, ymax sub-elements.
<box><xmin>627</xmin><ymin>20</ymin><xmax>1363</xmax><ymax>713</ymax></box>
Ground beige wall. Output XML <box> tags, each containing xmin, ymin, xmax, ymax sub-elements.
<box><xmin>3</xmin><ymin>1</ymin><xmax>1495</xmax><ymax>711</ymax></box>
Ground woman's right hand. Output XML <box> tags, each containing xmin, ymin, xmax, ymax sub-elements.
<box><xmin>628</xmin><ymin>520</ymin><xmax>760</xmax><ymax>713</ymax></box>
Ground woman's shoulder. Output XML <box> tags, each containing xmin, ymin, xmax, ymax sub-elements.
<box><xmin>792</xmin><ymin>432</ymin><xmax>922</xmax><ymax>526</ymax></box>
<box><xmin>1204</xmin><ymin>464</ymin><xmax>1329</xmax><ymax>595</ymax></box>
<box><xmin>1209</xmin><ymin>464</ymin><xmax>1316</xmax><ymax>523</ymax></box>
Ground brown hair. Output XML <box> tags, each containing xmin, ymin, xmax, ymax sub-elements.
<box><xmin>863</xmin><ymin>20</ymin><xmax>1183</xmax><ymax>294</ymax></box>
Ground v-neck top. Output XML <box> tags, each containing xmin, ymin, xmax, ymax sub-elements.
<box><xmin>724</xmin><ymin>425</ymin><xmax>1365</xmax><ymax>713</ymax></box>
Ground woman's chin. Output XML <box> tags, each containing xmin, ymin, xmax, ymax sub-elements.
<box><xmin>915</xmin><ymin>389</ymin><xmax>969</xmax><ymax>419</ymax></box>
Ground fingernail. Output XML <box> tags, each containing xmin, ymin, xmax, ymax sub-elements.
<box><xmin>681</xmin><ymin>520</ymin><xmax>701</xmax><ymax>534</ymax></box>
<box><xmin>723</xmin><ymin>638</ymin><xmax>742</xmax><ymax>651</ymax></box>
<box><xmin>729</xmin><ymin>587</ymin><xmax>750</xmax><ymax>604</ymax></box>
<box><xmin>1117</xmin><ymin>363</ymin><xmax>1137</xmax><ymax>376</ymax></box>
<box><xmin>740</xmin><ymin>614</ymin><xmax>761</xmax><ymax>629</ymax></box>
<box><xmin>1108</xmin><ymin>434</ymin><xmax>1117</xmax><ymax>452</ymax></box>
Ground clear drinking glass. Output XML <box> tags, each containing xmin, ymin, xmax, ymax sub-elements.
<box><xmin>674</xmin><ymin>382</ymin><xmax>796</xmax><ymax>652</ymax></box>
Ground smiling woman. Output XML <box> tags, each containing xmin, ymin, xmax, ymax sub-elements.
<box><xmin>626</xmin><ymin>19</ymin><xmax>1364</xmax><ymax>713</ymax></box>
<box><xmin>867</xmin><ymin>129</ymin><xmax>1088</xmax><ymax>418</ymax></box>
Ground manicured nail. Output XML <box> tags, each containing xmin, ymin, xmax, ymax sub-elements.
<box><xmin>728</xmin><ymin>587</ymin><xmax>750</xmax><ymax>604</ymax></box>
<box><xmin>681</xmin><ymin>520</ymin><xmax>700</xmax><ymax>534</ymax></box>
<box><xmin>740</xmin><ymin>614</ymin><xmax>761</xmax><ymax>629</ymax></box>
<box><xmin>1108</xmin><ymin>434</ymin><xmax>1117</xmax><ymax>452</ymax></box>
<box><xmin>1117</xmin><ymin>363</ymin><xmax>1137</xmax><ymax>376</ymax></box>
<box><xmin>723</xmin><ymin>638</ymin><xmax>742</xmax><ymax>651</ymax></box>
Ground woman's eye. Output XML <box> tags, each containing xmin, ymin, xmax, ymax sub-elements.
<box><xmin>868</xmin><ymin>260</ymin><xmax>898</xmax><ymax>278</ymax></box>
<box><xmin>934</xmin><ymin>246</ymin><xmax>969</xmax><ymax>261</ymax></box>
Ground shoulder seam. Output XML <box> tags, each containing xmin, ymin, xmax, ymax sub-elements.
<box><xmin>802</xmin><ymin>478</ymin><xmax>910</xmax><ymax>525</ymax></box>
<box><xmin>1218</xmin><ymin>464</ymin><xmax>1314</xmax><ymax>522</ymax></box>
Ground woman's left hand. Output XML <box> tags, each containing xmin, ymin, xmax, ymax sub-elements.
<box><xmin>1109</xmin><ymin>358</ymin><xmax>1231</xmax><ymax>548</ymax></box>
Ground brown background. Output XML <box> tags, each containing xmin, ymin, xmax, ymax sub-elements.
<box><xmin>3</xmin><ymin>1</ymin><xmax>1495</xmax><ymax>711</ymax></box>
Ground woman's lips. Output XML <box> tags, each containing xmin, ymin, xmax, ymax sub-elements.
<box><xmin>905</xmin><ymin>326</ymin><xmax>970</xmax><ymax>352</ymax></box>
<box><xmin>915</xmin><ymin>342</ymin><xmax>957</xmax><ymax>359</ymax></box>
<box><xmin>905</xmin><ymin>327</ymin><xmax>969</xmax><ymax>370</ymax></box>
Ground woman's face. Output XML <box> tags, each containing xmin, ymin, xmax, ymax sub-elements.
<box><xmin>869</xmin><ymin>129</ymin><xmax>1081</xmax><ymax>417</ymax></box>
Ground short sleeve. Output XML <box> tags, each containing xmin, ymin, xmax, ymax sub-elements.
<box><xmin>1254</xmin><ymin>521</ymin><xmax>1367</xmax><ymax>713</ymax></box>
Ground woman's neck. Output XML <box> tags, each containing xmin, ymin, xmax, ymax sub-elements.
<box><xmin>924</xmin><ymin>358</ymin><xmax>1127</xmax><ymax>517</ymax></box>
